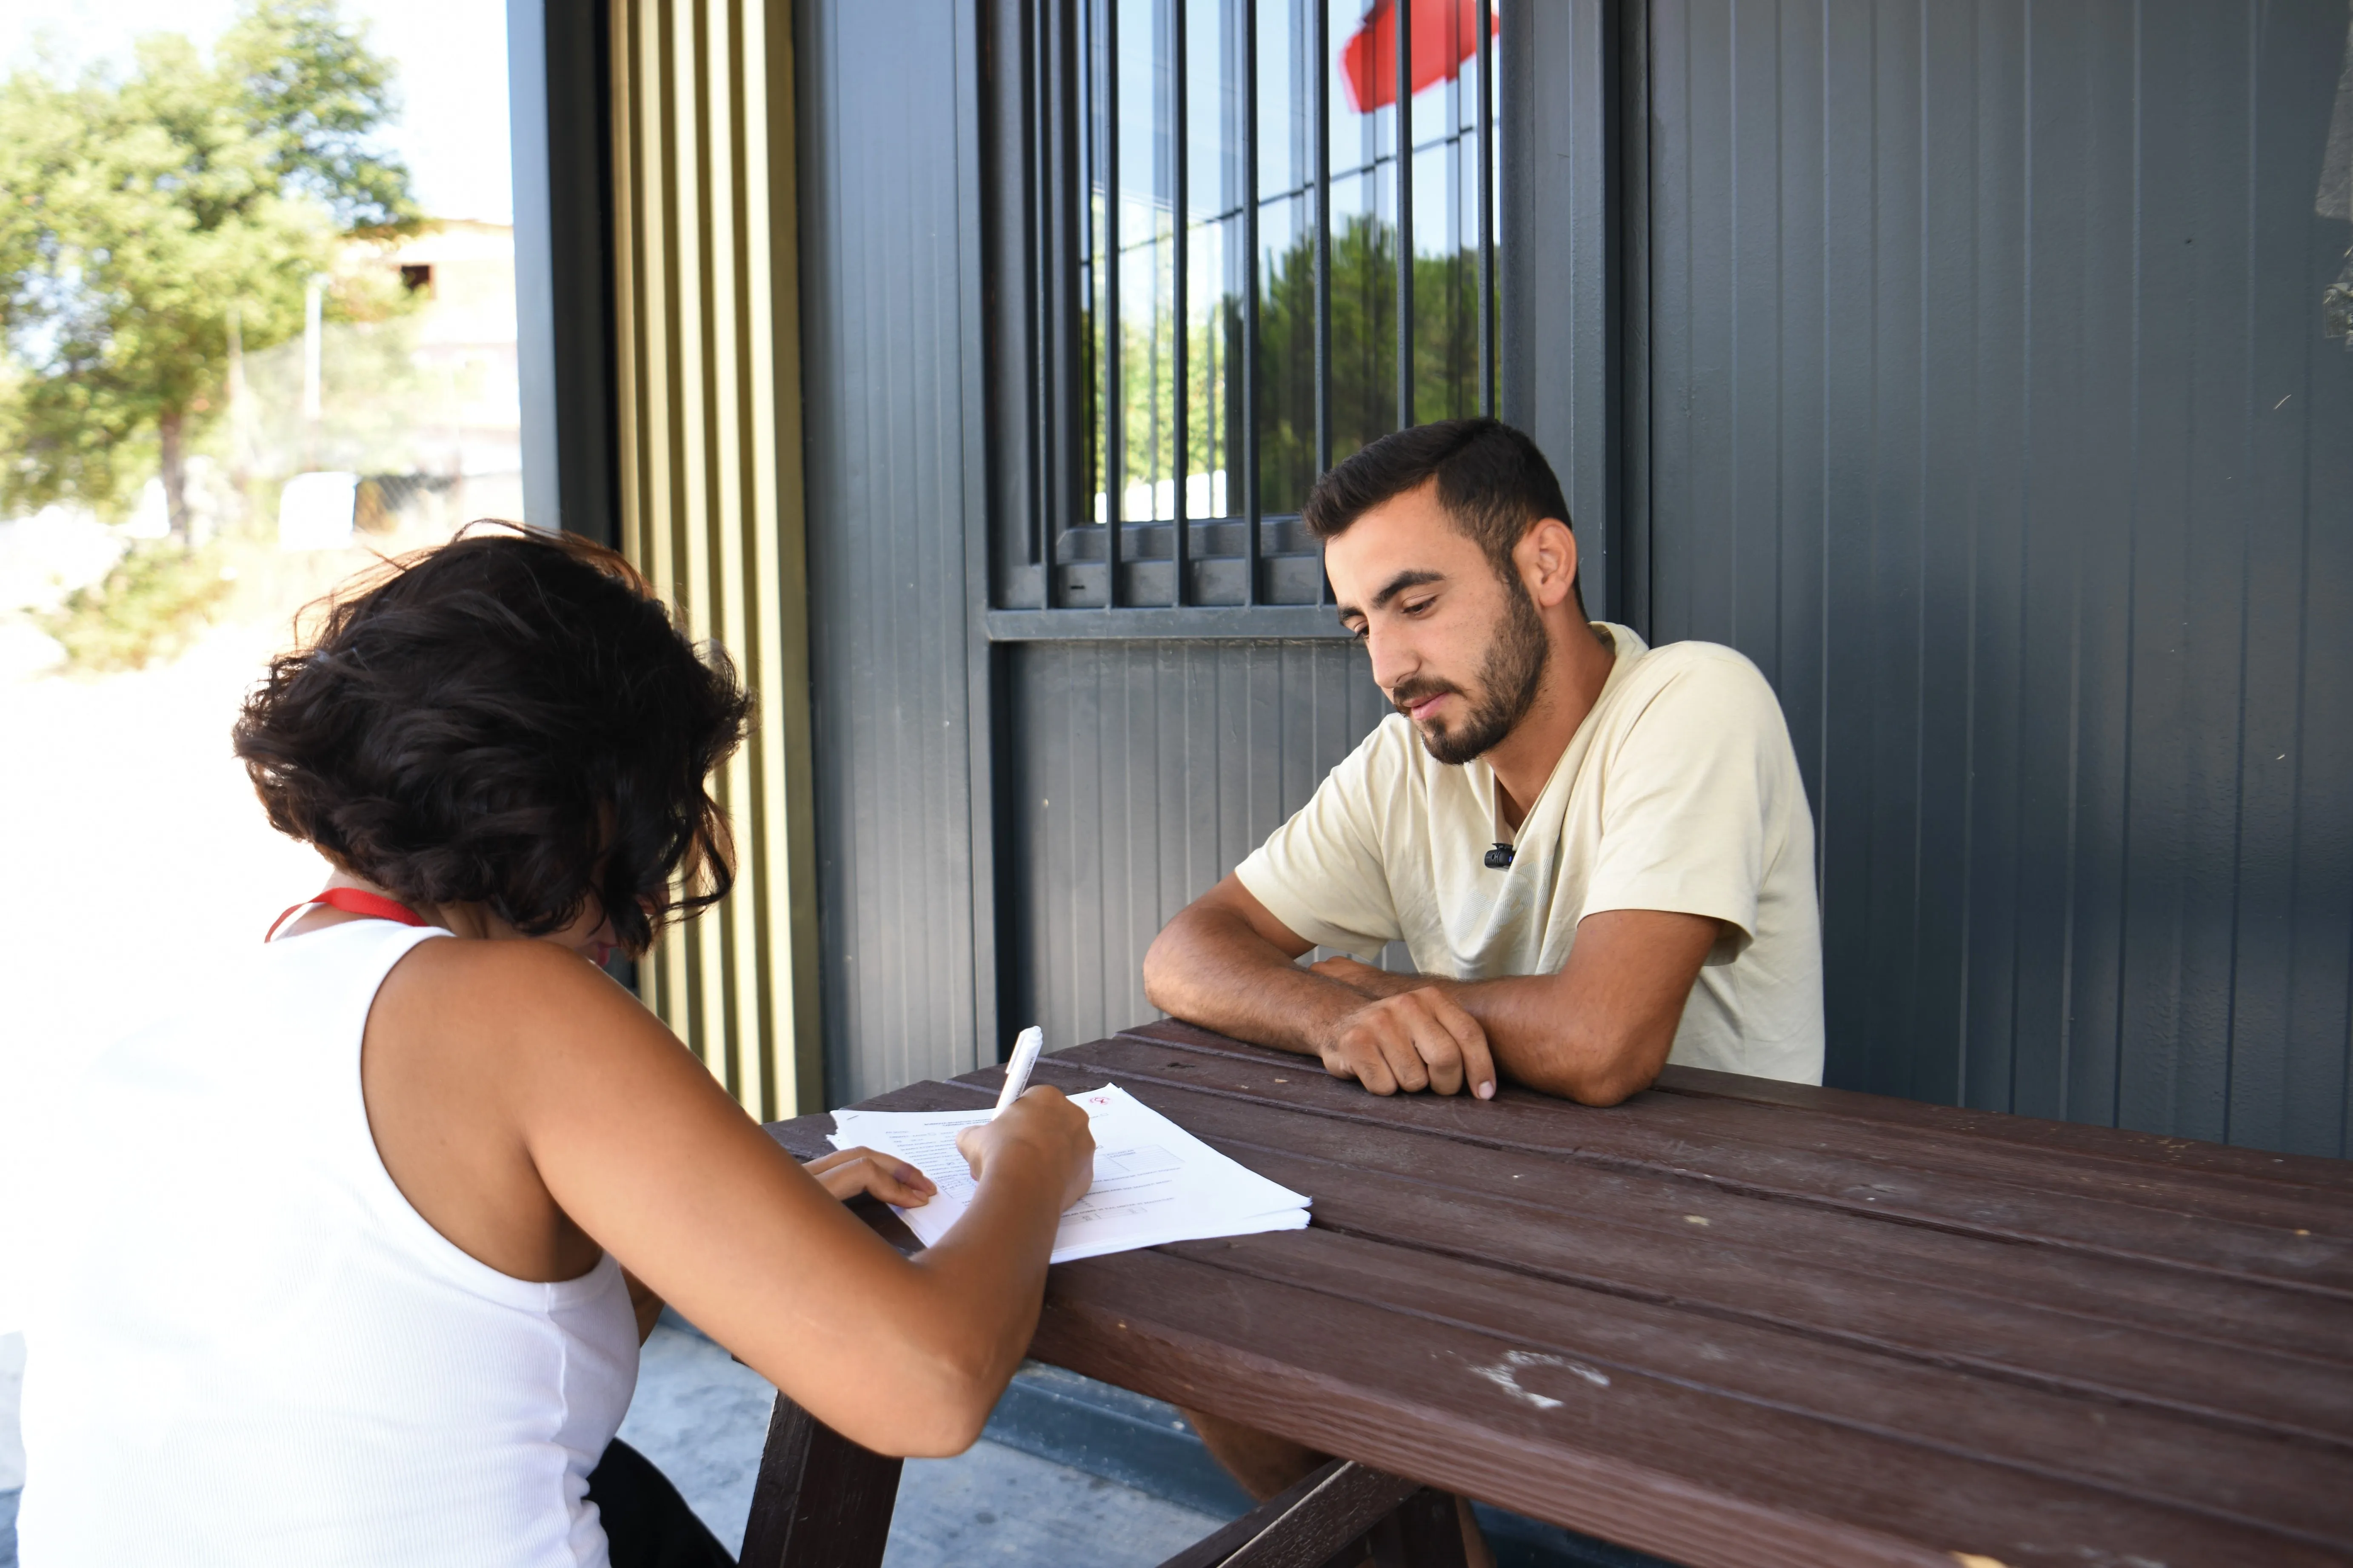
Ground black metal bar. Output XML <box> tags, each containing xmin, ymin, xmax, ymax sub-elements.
<box><xmin>1040</xmin><ymin>0</ymin><xmax>1059</xmax><ymax>571</ymax></box>
<box><xmin>1057</xmin><ymin>0</ymin><xmax>1084</xmax><ymax>605</ymax></box>
<box><xmin>1619</xmin><ymin>0</ymin><xmax>1652</xmax><ymax>633</ymax></box>
<box><xmin>1313</xmin><ymin>0</ymin><xmax>1331</xmax><ymax>477</ymax></box>
<box><xmin>1241</xmin><ymin>0</ymin><xmax>1261</xmax><ymax>604</ymax></box>
<box><xmin>1394</xmin><ymin>0</ymin><xmax>1413</xmax><ymax>431</ymax></box>
<box><xmin>1053</xmin><ymin>0</ymin><xmax>1086</xmax><ymax>608</ymax></box>
<box><xmin>1314</xmin><ymin>0</ymin><xmax>1333</xmax><ymax>606</ymax></box>
<box><xmin>1103</xmin><ymin>0</ymin><xmax>1124</xmax><ymax>607</ymax></box>
<box><xmin>986</xmin><ymin>604</ymin><xmax>1351</xmax><ymax>640</ymax></box>
<box><xmin>1171</xmin><ymin>0</ymin><xmax>1189</xmax><ymax>606</ymax></box>
<box><xmin>1476</xmin><ymin>0</ymin><xmax>1493</xmax><ymax>417</ymax></box>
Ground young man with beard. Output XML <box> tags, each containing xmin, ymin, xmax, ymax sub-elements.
<box><xmin>1145</xmin><ymin>416</ymin><xmax>1824</xmax><ymax>1109</ymax></box>
<box><xmin>1140</xmin><ymin>419</ymin><xmax>1826</xmax><ymax>1546</ymax></box>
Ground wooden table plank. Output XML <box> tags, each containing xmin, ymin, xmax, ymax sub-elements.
<box><xmin>764</xmin><ymin>1031</ymin><xmax>2353</xmax><ymax>1568</ymax></box>
<box><xmin>1001</xmin><ymin>1056</ymin><xmax>2353</xmax><ymax>1449</ymax></box>
<box><xmin>1650</xmin><ymin>1061</ymin><xmax>2353</xmax><ymax>1194</ymax></box>
<box><xmin>1550</xmin><ymin>1087</ymin><xmax>2353</xmax><ymax>1233</ymax></box>
<box><xmin>1097</xmin><ymin>1071</ymin><xmax>2348</xmax><ymax>1363</ymax></box>
<box><xmin>1052</xmin><ymin>1035</ymin><xmax>2353</xmax><ymax>1292</ymax></box>
<box><xmin>1155</xmin><ymin>1226</ymin><xmax>2352</xmax><ymax>1548</ymax></box>
<box><xmin>1031</xmin><ymin>1246</ymin><xmax>2344</xmax><ymax>1568</ymax></box>
<box><xmin>1129</xmin><ymin>1020</ymin><xmax>2353</xmax><ymax>1196</ymax></box>
<box><xmin>1011</xmin><ymin>1054</ymin><xmax>2349</xmax><ymax>1357</ymax></box>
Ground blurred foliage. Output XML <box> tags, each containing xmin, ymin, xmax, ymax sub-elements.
<box><xmin>0</xmin><ymin>0</ymin><xmax>418</xmax><ymax>528</ymax></box>
<box><xmin>34</xmin><ymin>533</ymin><xmax>238</xmax><ymax>673</ymax></box>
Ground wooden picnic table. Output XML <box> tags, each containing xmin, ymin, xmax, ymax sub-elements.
<box><xmin>749</xmin><ymin>1019</ymin><xmax>2353</xmax><ymax>1568</ymax></box>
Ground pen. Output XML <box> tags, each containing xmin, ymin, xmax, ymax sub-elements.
<box><xmin>992</xmin><ymin>1025</ymin><xmax>1045</xmax><ymax>1119</ymax></box>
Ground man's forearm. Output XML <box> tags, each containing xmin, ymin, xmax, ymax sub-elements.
<box><xmin>1439</xmin><ymin>976</ymin><xmax>1648</xmax><ymax>1102</ymax></box>
<box><xmin>1142</xmin><ymin>908</ymin><xmax>1365</xmax><ymax>1056</ymax></box>
<box><xmin>1319</xmin><ymin>962</ymin><xmax>1621</xmax><ymax>1097</ymax></box>
<box><xmin>1315</xmin><ymin>907</ymin><xmax>1717</xmax><ymax>1105</ymax></box>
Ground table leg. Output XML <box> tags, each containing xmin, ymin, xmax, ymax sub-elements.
<box><xmin>737</xmin><ymin>1392</ymin><xmax>902</xmax><ymax>1568</ymax></box>
<box><xmin>1154</xmin><ymin>1458</ymin><xmax>1429</xmax><ymax>1568</ymax></box>
<box><xmin>1366</xmin><ymin>1488</ymin><xmax>1472</xmax><ymax>1568</ymax></box>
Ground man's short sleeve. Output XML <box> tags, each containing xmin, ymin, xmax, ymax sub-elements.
<box><xmin>1579</xmin><ymin>649</ymin><xmax>1799</xmax><ymax>961</ymax></box>
<box><xmin>1233</xmin><ymin>723</ymin><xmax>1407</xmax><ymax>960</ymax></box>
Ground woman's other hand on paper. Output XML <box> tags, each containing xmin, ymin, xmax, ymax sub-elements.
<box><xmin>805</xmin><ymin>1146</ymin><xmax>939</xmax><ymax>1207</ymax></box>
<box><xmin>956</xmin><ymin>1087</ymin><xmax>1096</xmax><ymax>1210</ymax></box>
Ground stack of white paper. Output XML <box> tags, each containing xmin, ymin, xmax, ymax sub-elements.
<box><xmin>829</xmin><ymin>1083</ymin><xmax>1311</xmax><ymax>1264</ymax></box>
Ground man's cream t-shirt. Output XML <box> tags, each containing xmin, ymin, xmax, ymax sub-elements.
<box><xmin>1234</xmin><ymin>623</ymin><xmax>1825</xmax><ymax>1083</ymax></box>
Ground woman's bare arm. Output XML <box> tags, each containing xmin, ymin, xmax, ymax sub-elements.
<box><xmin>366</xmin><ymin>939</ymin><xmax>1093</xmax><ymax>1458</ymax></box>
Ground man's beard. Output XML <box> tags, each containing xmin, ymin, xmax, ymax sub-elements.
<box><xmin>1389</xmin><ymin>575</ymin><xmax>1550</xmax><ymax>766</ymax></box>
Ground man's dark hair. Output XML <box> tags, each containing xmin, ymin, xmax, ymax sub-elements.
<box><xmin>233</xmin><ymin>523</ymin><xmax>752</xmax><ymax>955</ymax></box>
<box><xmin>1302</xmin><ymin>418</ymin><xmax>1579</xmax><ymax>606</ymax></box>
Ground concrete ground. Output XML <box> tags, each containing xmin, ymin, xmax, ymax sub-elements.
<box><xmin>623</xmin><ymin>1315</ymin><xmax>1230</xmax><ymax>1565</ymax></box>
<box><xmin>0</xmin><ymin>1318</ymin><xmax>1225</xmax><ymax>1568</ymax></box>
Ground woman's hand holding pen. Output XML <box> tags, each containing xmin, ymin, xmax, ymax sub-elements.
<box><xmin>957</xmin><ymin>1087</ymin><xmax>1096</xmax><ymax>1210</ymax></box>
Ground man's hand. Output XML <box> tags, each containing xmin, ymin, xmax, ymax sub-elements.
<box><xmin>1321</xmin><ymin>986</ymin><xmax>1497</xmax><ymax>1099</ymax></box>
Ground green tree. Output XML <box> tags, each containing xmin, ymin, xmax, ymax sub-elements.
<box><xmin>0</xmin><ymin>0</ymin><xmax>417</xmax><ymax>539</ymax></box>
<box><xmin>1254</xmin><ymin>214</ymin><xmax>1487</xmax><ymax>513</ymax></box>
<box><xmin>1081</xmin><ymin>214</ymin><xmax>1491</xmax><ymax>525</ymax></box>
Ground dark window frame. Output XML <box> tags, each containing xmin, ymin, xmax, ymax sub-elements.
<box><xmin>983</xmin><ymin>0</ymin><xmax>1503</xmax><ymax>642</ymax></box>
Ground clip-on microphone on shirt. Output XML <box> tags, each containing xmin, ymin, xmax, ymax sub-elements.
<box><xmin>1485</xmin><ymin>842</ymin><xmax>1516</xmax><ymax>870</ymax></box>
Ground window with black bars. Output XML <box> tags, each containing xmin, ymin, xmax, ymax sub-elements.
<box><xmin>1010</xmin><ymin>0</ymin><xmax>1501</xmax><ymax>615</ymax></box>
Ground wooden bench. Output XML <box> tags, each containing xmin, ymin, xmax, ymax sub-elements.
<box><xmin>751</xmin><ymin>1021</ymin><xmax>2353</xmax><ymax>1568</ymax></box>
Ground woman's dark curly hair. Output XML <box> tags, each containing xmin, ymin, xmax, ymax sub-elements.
<box><xmin>234</xmin><ymin>523</ymin><xmax>752</xmax><ymax>955</ymax></box>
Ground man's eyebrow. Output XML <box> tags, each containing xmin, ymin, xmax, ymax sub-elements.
<box><xmin>1369</xmin><ymin>569</ymin><xmax>1445</xmax><ymax>610</ymax></box>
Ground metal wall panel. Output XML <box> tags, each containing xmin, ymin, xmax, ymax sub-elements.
<box><xmin>1005</xmin><ymin>640</ymin><xmax>1392</xmax><ymax>1051</ymax></box>
<box><xmin>510</xmin><ymin>1</ymin><xmax>620</xmax><ymax>546</ymax></box>
<box><xmin>610</xmin><ymin>0</ymin><xmax>822</xmax><ymax>1122</ymax></box>
<box><xmin>1499</xmin><ymin>0</ymin><xmax>1620</xmax><ymax>617</ymax></box>
<box><xmin>1646</xmin><ymin>0</ymin><xmax>2353</xmax><ymax>1155</ymax></box>
<box><xmin>795</xmin><ymin>0</ymin><xmax>995</xmax><ymax>1106</ymax></box>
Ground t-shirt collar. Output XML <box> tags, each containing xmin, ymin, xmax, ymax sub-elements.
<box><xmin>1470</xmin><ymin>621</ymin><xmax>1651</xmax><ymax>847</ymax></box>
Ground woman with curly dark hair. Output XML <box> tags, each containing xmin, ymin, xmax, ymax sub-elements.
<box><xmin>17</xmin><ymin>525</ymin><xmax>1094</xmax><ymax>1568</ymax></box>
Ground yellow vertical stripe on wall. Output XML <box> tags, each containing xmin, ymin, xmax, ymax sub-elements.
<box><xmin>611</xmin><ymin>0</ymin><xmax>821</xmax><ymax>1123</ymax></box>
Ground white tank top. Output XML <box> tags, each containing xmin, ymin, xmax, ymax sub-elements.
<box><xmin>18</xmin><ymin>919</ymin><xmax>639</xmax><ymax>1567</ymax></box>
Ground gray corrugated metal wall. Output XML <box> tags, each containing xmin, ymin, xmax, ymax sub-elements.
<box><xmin>1005</xmin><ymin>641</ymin><xmax>1392</xmax><ymax>1052</ymax></box>
<box><xmin>1645</xmin><ymin>0</ymin><xmax>2353</xmax><ymax>1155</ymax></box>
<box><xmin>795</xmin><ymin>0</ymin><xmax>994</xmax><ymax>1106</ymax></box>
<box><xmin>788</xmin><ymin>0</ymin><xmax>2353</xmax><ymax>1159</ymax></box>
<box><xmin>1500</xmin><ymin>0</ymin><xmax>1619</xmax><ymax>611</ymax></box>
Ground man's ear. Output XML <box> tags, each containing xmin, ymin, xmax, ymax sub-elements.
<box><xmin>1516</xmin><ymin>516</ymin><xmax>1579</xmax><ymax>610</ymax></box>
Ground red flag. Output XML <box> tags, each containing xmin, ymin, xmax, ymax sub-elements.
<box><xmin>1339</xmin><ymin>0</ymin><xmax>1496</xmax><ymax>114</ymax></box>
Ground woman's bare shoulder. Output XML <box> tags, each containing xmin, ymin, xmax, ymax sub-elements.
<box><xmin>377</xmin><ymin>935</ymin><xmax>668</xmax><ymax>1064</ymax></box>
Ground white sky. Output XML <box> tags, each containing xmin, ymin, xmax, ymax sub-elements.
<box><xmin>0</xmin><ymin>0</ymin><xmax>513</xmax><ymax>224</ymax></box>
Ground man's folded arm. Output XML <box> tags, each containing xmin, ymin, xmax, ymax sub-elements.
<box><xmin>1142</xmin><ymin>875</ymin><xmax>1502</xmax><ymax>1098</ymax></box>
<box><xmin>1313</xmin><ymin>908</ymin><xmax>1720</xmax><ymax>1105</ymax></box>
<box><xmin>1147</xmin><ymin>875</ymin><xmax>1721</xmax><ymax>1107</ymax></box>
<box><xmin>1142</xmin><ymin>874</ymin><xmax>1362</xmax><ymax>1054</ymax></box>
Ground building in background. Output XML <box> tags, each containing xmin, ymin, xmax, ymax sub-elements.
<box><xmin>511</xmin><ymin>1</ymin><xmax>2353</xmax><ymax>1160</ymax></box>
<box><xmin>371</xmin><ymin>223</ymin><xmax>525</xmax><ymax>524</ymax></box>
<box><xmin>382</xmin><ymin>220</ymin><xmax>525</xmax><ymax>487</ymax></box>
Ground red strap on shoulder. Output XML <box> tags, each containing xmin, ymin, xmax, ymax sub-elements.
<box><xmin>265</xmin><ymin>887</ymin><xmax>430</xmax><ymax>944</ymax></box>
